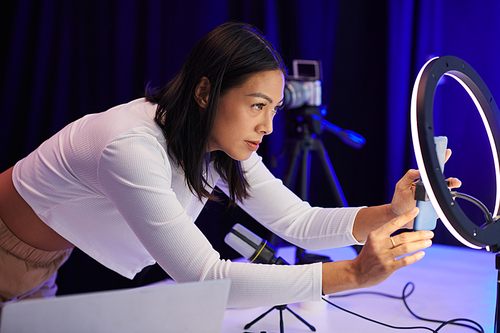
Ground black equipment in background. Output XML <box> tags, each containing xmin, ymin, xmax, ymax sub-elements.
<box><xmin>275</xmin><ymin>59</ymin><xmax>366</xmax><ymax>263</ymax></box>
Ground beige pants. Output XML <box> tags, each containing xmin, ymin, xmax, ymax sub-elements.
<box><xmin>0</xmin><ymin>217</ymin><xmax>72</xmax><ymax>307</ymax></box>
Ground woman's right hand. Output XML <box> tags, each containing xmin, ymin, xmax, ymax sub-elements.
<box><xmin>322</xmin><ymin>207</ymin><xmax>433</xmax><ymax>295</ymax></box>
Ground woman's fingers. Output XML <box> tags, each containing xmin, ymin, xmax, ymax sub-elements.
<box><xmin>390</xmin><ymin>235</ymin><xmax>433</xmax><ymax>259</ymax></box>
<box><xmin>390</xmin><ymin>228</ymin><xmax>434</xmax><ymax>248</ymax></box>
<box><xmin>377</xmin><ymin>207</ymin><xmax>420</xmax><ymax>237</ymax></box>
<box><xmin>444</xmin><ymin>148</ymin><xmax>452</xmax><ymax>163</ymax></box>
<box><xmin>446</xmin><ymin>177</ymin><xmax>462</xmax><ymax>189</ymax></box>
<box><xmin>391</xmin><ymin>170</ymin><xmax>420</xmax><ymax>217</ymax></box>
<box><xmin>352</xmin><ymin>207</ymin><xmax>435</xmax><ymax>288</ymax></box>
<box><xmin>384</xmin><ymin>210</ymin><xmax>434</xmax><ymax>258</ymax></box>
<box><xmin>395</xmin><ymin>169</ymin><xmax>420</xmax><ymax>191</ymax></box>
<box><xmin>386</xmin><ymin>214</ymin><xmax>434</xmax><ymax>271</ymax></box>
<box><xmin>390</xmin><ymin>250</ymin><xmax>427</xmax><ymax>270</ymax></box>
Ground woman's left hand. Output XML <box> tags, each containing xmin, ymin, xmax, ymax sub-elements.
<box><xmin>390</xmin><ymin>149</ymin><xmax>462</xmax><ymax>227</ymax></box>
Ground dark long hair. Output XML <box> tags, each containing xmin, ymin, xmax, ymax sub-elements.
<box><xmin>145</xmin><ymin>22</ymin><xmax>286</xmax><ymax>203</ymax></box>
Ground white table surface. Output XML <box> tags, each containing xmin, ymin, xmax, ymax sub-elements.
<box><xmin>221</xmin><ymin>244</ymin><xmax>496</xmax><ymax>332</ymax></box>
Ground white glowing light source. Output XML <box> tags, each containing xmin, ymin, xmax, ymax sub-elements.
<box><xmin>410</xmin><ymin>56</ymin><xmax>500</xmax><ymax>250</ymax></box>
<box><xmin>410</xmin><ymin>58</ymin><xmax>481</xmax><ymax>249</ymax></box>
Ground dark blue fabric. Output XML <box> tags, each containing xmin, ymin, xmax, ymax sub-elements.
<box><xmin>0</xmin><ymin>1</ymin><xmax>388</xmax><ymax>210</ymax></box>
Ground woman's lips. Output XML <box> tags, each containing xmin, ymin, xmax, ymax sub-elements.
<box><xmin>245</xmin><ymin>141</ymin><xmax>260</xmax><ymax>151</ymax></box>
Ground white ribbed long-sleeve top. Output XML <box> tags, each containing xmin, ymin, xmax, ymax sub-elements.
<box><xmin>12</xmin><ymin>98</ymin><xmax>362</xmax><ymax>307</ymax></box>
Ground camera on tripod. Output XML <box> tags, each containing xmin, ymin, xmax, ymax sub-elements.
<box><xmin>282</xmin><ymin>59</ymin><xmax>365</xmax><ymax>149</ymax></box>
<box><xmin>284</xmin><ymin>59</ymin><xmax>323</xmax><ymax>110</ymax></box>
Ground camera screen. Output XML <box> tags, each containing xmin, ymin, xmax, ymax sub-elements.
<box><xmin>297</xmin><ymin>63</ymin><xmax>317</xmax><ymax>78</ymax></box>
<box><xmin>291</xmin><ymin>59</ymin><xmax>321</xmax><ymax>80</ymax></box>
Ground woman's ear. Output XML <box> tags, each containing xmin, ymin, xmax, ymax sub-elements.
<box><xmin>194</xmin><ymin>77</ymin><xmax>211</xmax><ymax>108</ymax></box>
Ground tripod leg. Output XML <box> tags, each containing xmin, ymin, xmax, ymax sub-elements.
<box><xmin>314</xmin><ymin>139</ymin><xmax>364</xmax><ymax>255</ymax></box>
<box><xmin>296</xmin><ymin>138</ymin><xmax>332</xmax><ymax>264</ymax></box>
<box><xmin>283</xmin><ymin>140</ymin><xmax>303</xmax><ymax>189</ymax></box>
<box><xmin>244</xmin><ymin>306</ymin><xmax>277</xmax><ymax>330</ymax></box>
<box><xmin>279</xmin><ymin>307</ymin><xmax>285</xmax><ymax>333</ymax></box>
<box><xmin>300</xmin><ymin>140</ymin><xmax>312</xmax><ymax>201</ymax></box>
<box><xmin>285</xmin><ymin>306</ymin><xmax>317</xmax><ymax>331</ymax></box>
<box><xmin>314</xmin><ymin>139</ymin><xmax>348</xmax><ymax>207</ymax></box>
<box><xmin>271</xmin><ymin>140</ymin><xmax>303</xmax><ymax>245</ymax></box>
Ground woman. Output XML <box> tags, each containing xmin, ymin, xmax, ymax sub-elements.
<box><xmin>0</xmin><ymin>22</ymin><xmax>456</xmax><ymax>309</ymax></box>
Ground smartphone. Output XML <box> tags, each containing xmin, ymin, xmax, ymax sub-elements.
<box><xmin>413</xmin><ymin>136</ymin><xmax>448</xmax><ymax>231</ymax></box>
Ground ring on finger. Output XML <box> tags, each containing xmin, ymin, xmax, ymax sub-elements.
<box><xmin>390</xmin><ymin>236</ymin><xmax>396</xmax><ymax>249</ymax></box>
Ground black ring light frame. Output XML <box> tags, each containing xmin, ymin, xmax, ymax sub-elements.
<box><xmin>410</xmin><ymin>55</ymin><xmax>500</xmax><ymax>252</ymax></box>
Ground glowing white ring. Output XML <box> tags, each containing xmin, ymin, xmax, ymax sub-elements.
<box><xmin>410</xmin><ymin>58</ymin><xmax>479</xmax><ymax>248</ymax></box>
<box><xmin>410</xmin><ymin>56</ymin><xmax>500</xmax><ymax>251</ymax></box>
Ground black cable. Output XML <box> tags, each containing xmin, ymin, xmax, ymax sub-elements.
<box><xmin>322</xmin><ymin>296</ymin><xmax>435</xmax><ymax>332</ymax></box>
<box><xmin>325</xmin><ymin>282</ymin><xmax>484</xmax><ymax>332</ymax></box>
<box><xmin>399</xmin><ymin>283</ymin><xmax>483</xmax><ymax>332</ymax></box>
<box><xmin>450</xmin><ymin>191</ymin><xmax>494</xmax><ymax>226</ymax></box>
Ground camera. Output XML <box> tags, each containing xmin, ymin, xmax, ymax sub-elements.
<box><xmin>283</xmin><ymin>59</ymin><xmax>322</xmax><ymax>109</ymax></box>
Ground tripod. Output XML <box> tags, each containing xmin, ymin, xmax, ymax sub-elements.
<box><xmin>282</xmin><ymin>105</ymin><xmax>363</xmax><ymax>204</ymax></box>
<box><xmin>276</xmin><ymin>105</ymin><xmax>365</xmax><ymax>262</ymax></box>
<box><xmin>244</xmin><ymin>304</ymin><xmax>316</xmax><ymax>333</ymax></box>
<box><xmin>283</xmin><ymin>123</ymin><xmax>347</xmax><ymax>206</ymax></box>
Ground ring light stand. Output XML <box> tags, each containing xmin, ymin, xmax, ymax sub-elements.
<box><xmin>410</xmin><ymin>55</ymin><xmax>500</xmax><ymax>332</ymax></box>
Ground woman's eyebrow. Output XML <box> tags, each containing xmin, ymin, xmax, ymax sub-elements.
<box><xmin>246</xmin><ymin>93</ymin><xmax>284</xmax><ymax>106</ymax></box>
<box><xmin>246</xmin><ymin>93</ymin><xmax>273</xmax><ymax>103</ymax></box>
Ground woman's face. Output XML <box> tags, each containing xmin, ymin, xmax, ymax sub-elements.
<box><xmin>208</xmin><ymin>70</ymin><xmax>285</xmax><ymax>161</ymax></box>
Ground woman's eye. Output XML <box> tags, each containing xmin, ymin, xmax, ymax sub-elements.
<box><xmin>253</xmin><ymin>103</ymin><xmax>265</xmax><ymax>110</ymax></box>
<box><xmin>271</xmin><ymin>104</ymin><xmax>283</xmax><ymax>116</ymax></box>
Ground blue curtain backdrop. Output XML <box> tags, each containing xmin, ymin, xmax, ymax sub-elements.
<box><xmin>0</xmin><ymin>0</ymin><xmax>498</xmax><ymax>292</ymax></box>
<box><xmin>387</xmin><ymin>0</ymin><xmax>500</xmax><ymax>246</ymax></box>
<box><xmin>0</xmin><ymin>0</ymin><xmax>388</xmax><ymax>208</ymax></box>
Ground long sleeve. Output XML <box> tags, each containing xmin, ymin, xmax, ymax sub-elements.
<box><xmin>96</xmin><ymin>136</ymin><xmax>332</xmax><ymax>307</ymax></box>
<box><xmin>218</xmin><ymin>153</ymin><xmax>363</xmax><ymax>250</ymax></box>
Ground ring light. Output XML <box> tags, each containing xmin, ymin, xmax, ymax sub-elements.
<box><xmin>410</xmin><ymin>55</ymin><xmax>500</xmax><ymax>252</ymax></box>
